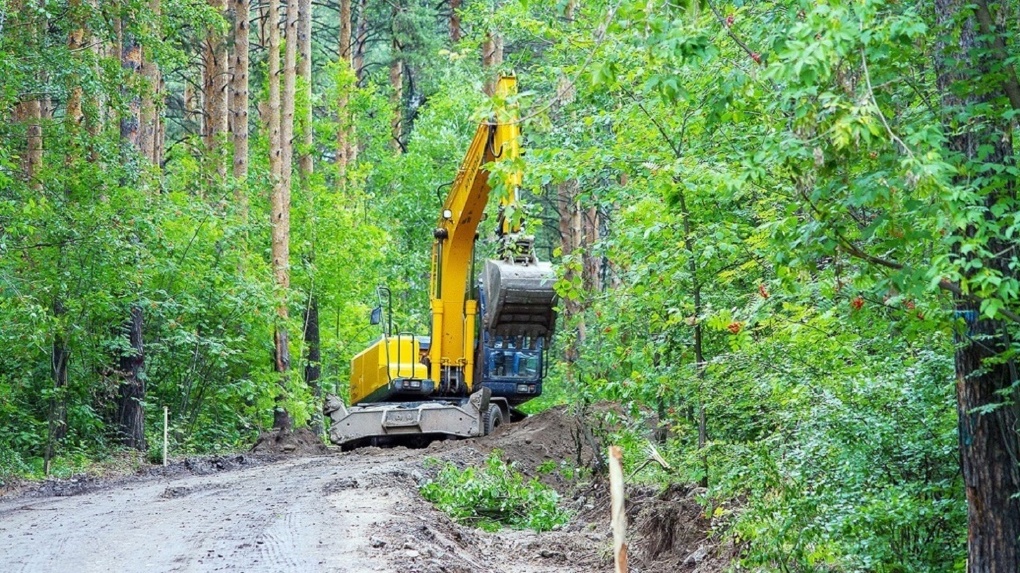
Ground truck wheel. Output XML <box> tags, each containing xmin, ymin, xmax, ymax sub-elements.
<box><xmin>484</xmin><ymin>404</ymin><xmax>504</xmax><ymax>435</ymax></box>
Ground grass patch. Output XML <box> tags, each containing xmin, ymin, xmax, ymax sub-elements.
<box><xmin>420</xmin><ymin>450</ymin><xmax>571</xmax><ymax>532</ymax></box>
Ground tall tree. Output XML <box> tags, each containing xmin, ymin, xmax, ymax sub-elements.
<box><xmin>297</xmin><ymin>0</ymin><xmax>313</xmax><ymax>180</ymax></box>
<box><xmin>352</xmin><ymin>0</ymin><xmax>367</xmax><ymax>81</ymax></box>
<box><xmin>449</xmin><ymin>0</ymin><xmax>461</xmax><ymax>43</ymax></box>
<box><xmin>117</xmin><ymin>20</ymin><xmax>146</xmax><ymax>451</ymax></box>
<box><xmin>268</xmin><ymin>0</ymin><xmax>292</xmax><ymax>431</ymax></box>
<box><xmin>205</xmin><ymin>0</ymin><xmax>229</xmax><ymax>178</ymax></box>
<box><xmin>139</xmin><ymin>0</ymin><xmax>162</xmax><ymax>165</ymax></box>
<box><xmin>481</xmin><ymin>31</ymin><xmax>503</xmax><ymax>96</ymax></box>
<box><xmin>935</xmin><ymin>0</ymin><xmax>1020</xmax><ymax>568</ymax></box>
<box><xmin>16</xmin><ymin>0</ymin><xmax>44</xmax><ymax>191</ymax></box>
<box><xmin>336</xmin><ymin>0</ymin><xmax>353</xmax><ymax>186</ymax></box>
<box><xmin>231</xmin><ymin>0</ymin><xmax>250</xmax><ymax>191</ymax></box>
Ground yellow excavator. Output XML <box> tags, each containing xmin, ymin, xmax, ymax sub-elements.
<box><xmin>324</xmin><ymin>75</ymin><xmax>557</xmax><ymax>448</ymax></box>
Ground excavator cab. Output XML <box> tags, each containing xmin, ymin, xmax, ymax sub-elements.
<box><xmin>477</xmin><ymin>331</ymin><xmax>546</xmax><ymax>406</ymax></box>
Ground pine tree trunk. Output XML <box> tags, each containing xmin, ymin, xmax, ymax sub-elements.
<box><xmin>116</xmin><ymin>22</ymin><xmax>147</xmax><ymax>451</ymax></box>
<box><xmin>121</xmin><ymin>32</ymin><xmax>142</xmax><ymax>148</ymax></box>
<box><xmin>206</xmin><ymin>0</ymin><xmax>229</xmax><ymax>179</ymax></box>
<box><xmin>117</xmin><ymin>306</ymin><xmax>146</xmax><ymax>450</ymax></box>
<box><xmin>139</xmin><ymin>0</ymin><xmax>161</xmax><ymax>164</ymax></box>
<box><xmin>231</xmin><ymin>0</ymin><xmax>250</xmax><ymax>213</ymax></box>
<box><xmin>268</xmin><ymin>0</ymin><xmax>292</xmax><ymax>431</ymax></box>
<box><xmin>449</xmin><ymin>0</ymin><xmax>461</xmax><ymax>42</ymax></box>
<box><xmin>336</xmin><ymin>0</ymin><xmax>352</xmax><ymax>187</ymax></box>
<box><xmin>297</xmin><ymin>0</ymin><xmax>313</xmax><ymax>180</ymax></box>
<box><xmin>353</xmin><ymin>0</ymin><xmax>367</xmax><ymax>81</ymax></box>
<box><xmin>66</xmin><ymin>0</ymin><xmax>86</xmax><ymax>133</ymax></box>
<box><xmin>282</xmin><ymin>0</ymin><xmax>297</xmax><ymax>185</ymax></box>
<box><xmin>935</xmin><ymin>1</ymin><xmax>1020</xmax><ymax>569</ymax></box>
<box><xmin>482</xmin><ymin>32</ymin><xmax>503</xmax><ymax>96</ymax></box>
<box><xmin>23</xmin><ymin>99</ymin><xmax>42</xmax><ymax>190</ymax></box>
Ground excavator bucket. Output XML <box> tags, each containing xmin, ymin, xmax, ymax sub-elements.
<box><xmin>481</xmin><ymin>259</ymin><xmax>558</xmax><ymax>337</ymax></box>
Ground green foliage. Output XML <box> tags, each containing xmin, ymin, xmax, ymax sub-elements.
<box><xmin>420</xmin><ymin>450</ymin><xmax>570</xmax><ymax>532</ymax></box>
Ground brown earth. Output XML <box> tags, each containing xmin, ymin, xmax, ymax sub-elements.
<box><xmin>0</xmin><ymin>408</ymin><xmax>731</xmax><ymax>573</ymax></box>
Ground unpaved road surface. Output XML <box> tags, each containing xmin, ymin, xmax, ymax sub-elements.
<box><xmin>0</xmin><ymin>409</ymin><xmax>725</xmax><ymax>573</ymax></box>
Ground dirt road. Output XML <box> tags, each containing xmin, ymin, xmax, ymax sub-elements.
<box><xmin>0</xmin><ymin>409</ymin><xmax>723</xmax><ymax>573</ymax></box>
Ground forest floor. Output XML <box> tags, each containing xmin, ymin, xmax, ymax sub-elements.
<box><xmin>0</xmin><ymin>408</ymin><xmax>732</xmax><ymax>573</ymax></box>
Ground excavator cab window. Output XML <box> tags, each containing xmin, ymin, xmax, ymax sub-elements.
<box><xmin>483</xmin><ymin>334</ymin><xmax>543</xmax><ymax>382</ymax></box>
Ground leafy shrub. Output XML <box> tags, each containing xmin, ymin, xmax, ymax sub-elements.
<box><xmin>420</xmin><ymin>450</ymin><xmax>570</xmax><ymax>532</ymax></box>
<box><xmin>0</xmin><ymin>444</ymin><xmax>32</xmax><ymax>485</ymax></box>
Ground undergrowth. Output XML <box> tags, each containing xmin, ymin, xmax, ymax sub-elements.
<box><xmin>420</xmin><ymin>449</ymin><xmax>570</xmax><ymax>532</ymax></box>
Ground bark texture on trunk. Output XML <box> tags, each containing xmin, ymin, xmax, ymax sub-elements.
<box><xmin>121</xmin><ymin>33</ymin><xmax>142</xmax><ymax>148</ymax></box>
<box><xmin>336</xmin><ymin>0</ymin><xmax>353</xmax><ymax>186</ymax></box>
<box><xmin>117</xmin><ymin>306</ymin><xmax>146</xmax><ymax>450</ymax></box>
<box><xmin>449</xmin><ymin>0</ymin><xmax>461</xmax><ymax>42</ymax></box>
<box><xmin>281</xmin><ymin>0</ymin><xmax>297</xmax><ymax>186</ymax></box>
<box><xmin>231</xmin><ymin>0</ymin><xmax>250</xmax><ymax>186</ymax></box>
<box><xmin>297</xmin><ymin>0</ymin><xmax>313</xmax><ymax>180</ymax></box>
<box><xmin>935</xmin><ymin>1</ymin><xmax>1020</xmax><ymax>570</ymax></box>
<box><xmin>268</xmin><ymin>0</ymin><xmax>292</xmax><ymax>431</ymax></box>
<box><xmin>353</xmin><ymin>0</ymin><xmax>367</xmax><ymax>81</ymax></box>
<box><xmin>139</xmin><ymin>0</ymin><xmax>161</xmax><ymax>165</ymax></box>
<box><xmin>205</xmin><ymin>0</ymin><xmax>229</xmax><ymax>178</ymax></box>
<box><xmin>482</xmin><ymin>32</ymin><xmax>503</xmax><ymax>96</ymax></box>
<box><xmin>66</xmin><ymin>0</ymin><xmax>87</xmax><ymax>133</ymax></box>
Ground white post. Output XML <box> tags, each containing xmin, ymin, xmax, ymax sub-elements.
<box><xmin>609</xmin><ymin>445</ymin><xmax>628</xmax><ymax>573</ymax></box>
<box><xmin>163</xmin><ymin>406</ymin><xmax>169</xmax><ymax>466</ymax></box>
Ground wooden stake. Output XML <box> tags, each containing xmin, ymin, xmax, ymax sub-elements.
<box><xmin>163</xmin><ymin>406</ymin><xmax>169</xmax><ymax>466</ymax></box>
<box><xmin>609</xmin><ymin>445</ymin><xmax>628</xmax><ymax>573</ymax></box>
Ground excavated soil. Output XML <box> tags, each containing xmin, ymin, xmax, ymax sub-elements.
<box><xmin>251</xmin><ymin>426</ymin><xmax>330</xmax><ymax>455</ymax></box>
<box><xmin>0</xmin><ymin>408</ymin><xmax>731</xmax><ymax>573</ymax></box>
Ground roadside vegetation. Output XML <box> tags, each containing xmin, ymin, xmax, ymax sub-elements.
<box><xmin>421</xmin><ymin>450</ymin><xmax>571</xmax><ymax>533</ymax></box>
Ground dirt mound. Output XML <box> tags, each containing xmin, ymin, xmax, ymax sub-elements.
<box><xmin>423</xmin><ymin>406</ymin><xmax>599</xmax><ymax>491</ymax></box>
<box><xmin>250</xmin><ymin>427</ymin><xmax>328</xmax><ymax>455</ymax></box>
<box><xmin>488</xmin><ymin>406</ymin><xmax>597</xmax><ymax>467</ymax></box>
